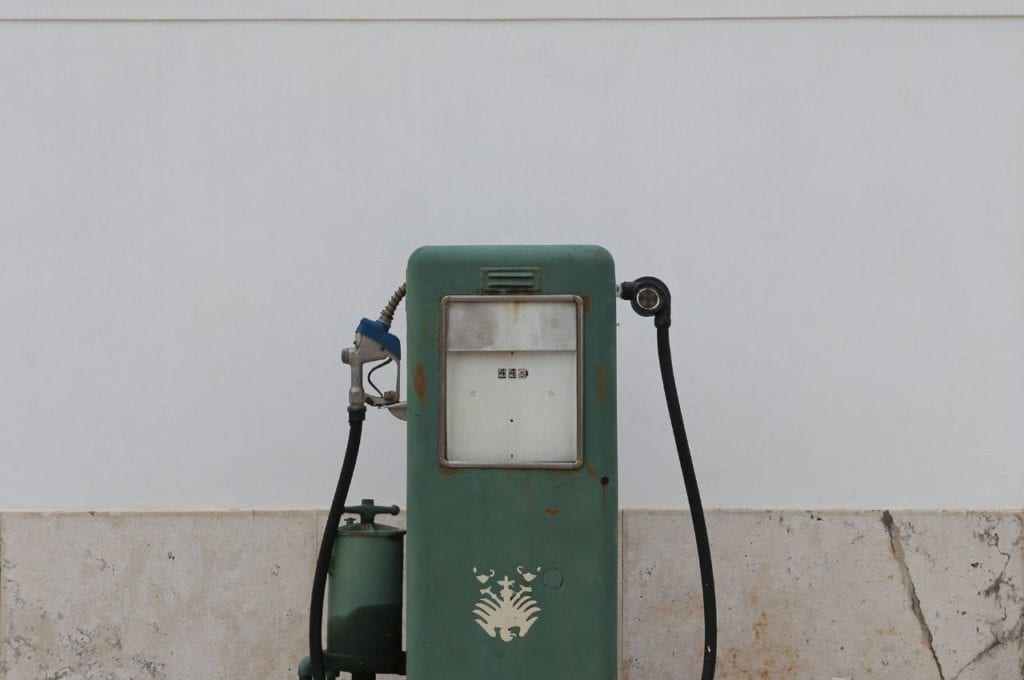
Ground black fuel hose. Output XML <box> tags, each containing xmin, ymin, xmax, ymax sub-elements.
<box><xmin>309</xmin><ymin>406</ymin><xmax>365</xmax><ymax>680</ymax></box>
<box><xmin>621</xmin><ymin>277</ymin><xmax>717</xmax><ymax>680</ymax></box>
<box><xmin>657</xmin><ymin>325</ymin><xmax>717</xmax><ymax>680</ymax></box>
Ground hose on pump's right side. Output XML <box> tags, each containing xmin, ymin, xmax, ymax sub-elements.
<box><xmin>657</xmin><ymin>324</ymin><xmax>717</xmax><ymax>680</ymax></box>
<box><xmin>621</xmin><ymin>276</ymin><xmax>717</xmax><ymax>680</ymax></box>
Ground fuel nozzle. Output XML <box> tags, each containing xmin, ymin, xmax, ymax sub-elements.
<box><xmin>341</xmin><ymin>284</ymin><xmax>407</xmax><ymax>418</ymax></box>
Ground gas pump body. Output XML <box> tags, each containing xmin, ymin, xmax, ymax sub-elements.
<box><xmin>404</xmin><ymin>245</ymin><xmax>618</xmax><ymax>679</ymax></box>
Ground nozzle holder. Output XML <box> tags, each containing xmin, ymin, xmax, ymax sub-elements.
<box><xmin>620</xmin><ymin>276</ymin><xmax>672</xmax><ymax>327</ymax></box>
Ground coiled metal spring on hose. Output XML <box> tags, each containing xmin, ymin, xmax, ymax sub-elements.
<box><xmin>378</xmin><ymin>283</ymin><xmax>406</xmax><ymax>327</ymax></box>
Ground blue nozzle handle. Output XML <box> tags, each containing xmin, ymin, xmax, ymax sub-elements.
<box><xmin>355</xmin><ymin>318</ymin><xmax>402</xmax><ymax>360</ymax></box>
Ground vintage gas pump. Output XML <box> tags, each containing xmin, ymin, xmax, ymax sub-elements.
<box><xmin>296</xmin><ymin>245</ymin><xmax>716</xmax><ymax>680</ymax></box>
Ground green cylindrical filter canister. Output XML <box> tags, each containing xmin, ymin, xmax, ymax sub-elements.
<box><xmin>326</xmin><ymin>499</ymin><xmax>405</xmax><ymax>663</ymax></box>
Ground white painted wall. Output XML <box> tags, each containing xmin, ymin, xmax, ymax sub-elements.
<box><xmin>1</xmin><ymin>9</ymin><xmax>1022</xmax><ymax>510</ymax></box>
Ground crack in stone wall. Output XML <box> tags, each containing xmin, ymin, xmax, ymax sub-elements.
<box><xmin>881</xmin><ymin>510</ymin><xmax>946</xmax><ymax>680</ymax></box>
<box><xmin>951</xmin><ymin>610</ymin><xmax>1024</xmax><ymax>679</ymax></box>
<box><xmin>949</xmin><ymin>514</ymin><xmax>1024</xmax><ymax>679</ymax></box>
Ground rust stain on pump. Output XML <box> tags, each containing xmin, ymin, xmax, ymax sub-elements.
<box><xmin>545</xmin><ymin>506</ymin><xmax>559</xmax><ymax>517</ymax></box>
<box><xmin>413</xmin><ymin>364</ymin><xmax>426</xmax><ymax>401</ymax></box>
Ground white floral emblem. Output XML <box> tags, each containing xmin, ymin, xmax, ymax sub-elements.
<box><xmin>472</xmin><ymin>565</ymin><xmax>542</xmax><ymax>642</ymax></box>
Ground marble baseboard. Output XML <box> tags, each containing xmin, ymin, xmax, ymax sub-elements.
<box><xmin>2</xmin><ymin>510</ymin><xmax>1021</xmax><ymax>679</ymax></box>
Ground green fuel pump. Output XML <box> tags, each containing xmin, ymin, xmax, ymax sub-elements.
<box><xmin>296</xmin><ymin>245</ymin><xmax>716</xmax><ymax>680</ymax></box>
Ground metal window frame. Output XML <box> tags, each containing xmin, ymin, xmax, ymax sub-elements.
<box><xmin>438</xmin><ymin>294</ymin><xmax>584</xmax><ymax>469</ymax></box>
